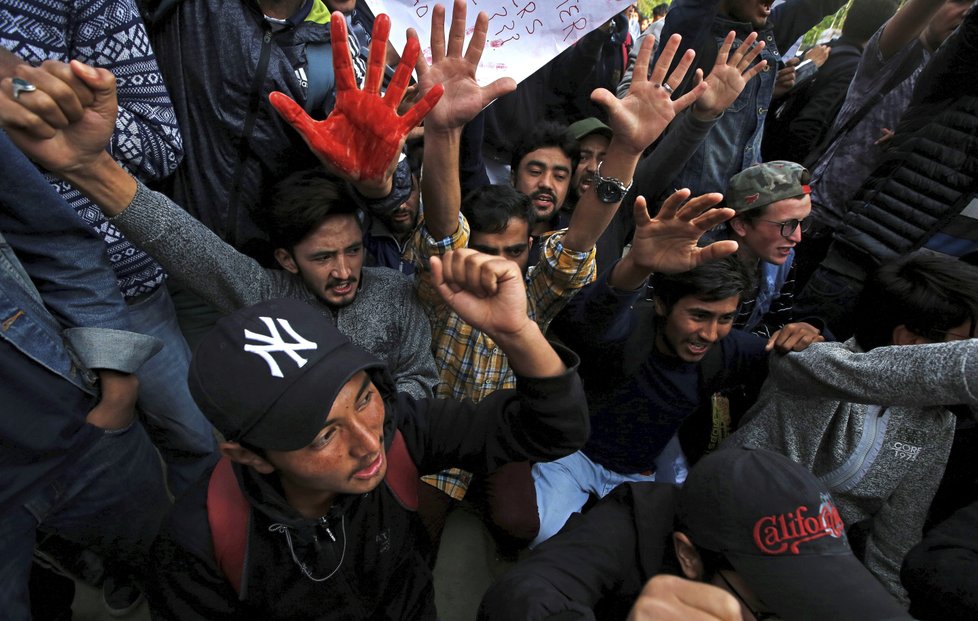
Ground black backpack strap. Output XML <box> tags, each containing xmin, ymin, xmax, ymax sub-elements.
<box><xmin>804</xmin><ymin>47</ymin><xmax>924</xmax><ymax>169</ymax></box>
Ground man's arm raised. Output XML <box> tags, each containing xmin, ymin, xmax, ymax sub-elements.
<box><xmin>609</xmin><ymin>191</ymin><xmax>738</xmax><ymax>291</ymax></box>
<box><xmin>561</xmin><ymin>33</ymin><xmax>706</xmax><ymax>253</ymax></box>
<box><xmin>0</xmin><ymin>60</ymin><xmax>136</xmax><ymax>212</ymax></box>
<box><xmin>416</xmin><ymin>0</ymin><xmax>516</xmax><ymax>239</ymax></box>
<box><xmin>429</xmin><ymin>249</ymin><xmax>564</xmax><ymax>378</ymax></box>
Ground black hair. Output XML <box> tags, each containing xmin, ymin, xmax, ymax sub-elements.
<box><xmin>509</xmin><ymin>121</ymin><xmax>580</xmax><ymax>174</ymax></box>
<box><xmin>461</xmin><ymin>184</ymin><xmax>535</xmax><ymax>234</ymax></box>
<box><xmin>842</xmin><ymin>0</ymin><xmax>899</xmax><ymax>41</ymax></box>
<box><xmin>653</xmin><ymin>3</ymin><xmax>669</xmax><ymax>18</ymax></box>
<box><xmin>405</xmin><ymin>135</ymin><xmax>424</xmax><ymax>179</ymax></box>
<box><xmin>650</xmin><ymin>256</ymin><xmax>756</xmax><ymax>310</ymax></box>
<box><xmin>853</xmin><ymin>254</ymin><xmax>978</xmax><ymax>351</ymax></box>
<box><xmin>267</xmin><ymin>168</ymin><xmax>362</xmax><ymax>252</ymax></box>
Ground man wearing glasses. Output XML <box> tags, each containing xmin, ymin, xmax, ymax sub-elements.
<box><xmin>722</xmin><ymin>161</ymin><xmax>828</xmax><ymax>352</ymax></box>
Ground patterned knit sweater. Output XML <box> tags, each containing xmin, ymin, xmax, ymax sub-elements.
<box><xmin>1</xmin><ymin>0</ymin><xmax>183</xmax><ymax>297</ymax></box>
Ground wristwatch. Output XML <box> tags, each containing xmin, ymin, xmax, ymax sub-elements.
<box><xmin>593</xmin><ymin>162</ymin><xmax>633</xmax><ymax>204</ymax></box>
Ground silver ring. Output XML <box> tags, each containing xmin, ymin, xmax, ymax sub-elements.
<box><xmin>11</xmin><ymin>77</ymin><xmax>36</xmax><ymax>100</ymax></box>
<box><xmin>662</xmin><ymin>83</ymin><xmax>674</xmax><ymax>95</ymax></box>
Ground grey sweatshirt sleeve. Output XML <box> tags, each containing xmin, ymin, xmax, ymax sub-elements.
<box><xmin>111</xmin><ymin>182</ymin><xmax>280</xmax><ymax>314</ymax></box>
<box><xmin>391</xmin><ymin>279</ymin><xmax>439</xmax><ymax>399</ymax></box>
<box><xmin>862</xmin><ymin>421</ymin><xmax>954</xmax><ymax>604</ymax></box>
<box><xmin>771</xmin><ymin>339</ymin><xmax>978</xmax><ymax>407</ymax></box>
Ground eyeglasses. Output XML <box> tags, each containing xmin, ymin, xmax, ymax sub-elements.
<box><xmin>756</xmin><ymin>218</ymin><xmax>812</xmax><ymax>238</ymax></box>
<box><xmin>717</xmin><ymin>570</ymin><xmax>779</xmax><ymax>620</ymax></box>
<box><xmin>928</xmin><ymin>326</ymin><xmax>977</xmax><ymax>342</ymax></box>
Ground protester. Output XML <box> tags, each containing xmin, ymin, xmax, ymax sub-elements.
<box><xmin>411</xmin><ymin>2</ymin><xmax>709</xmax><ymax>526</ymax></box>
<box><xmin>0</xmin><ymin>0</ymin><xmax>216</xmax><ymax>499</ymax></box>
<box><xmin>479</xmin><ymin>447</ymin><xmax>911</xmax><ymax>621</ymax></box>
<box><xmin>652</xmin><ymin>0</ymin><xmax>849</xmax><ymax>196</ymax></box>
<box><xmin>729</xmin><ymin>253</ymin><xmax>978</xmax><ymax>601</ymax></box>
<box><xmin>794</xmin><ymin>3</ymin><xmax>978</xmax><ymax>337</ymax></box>
<box><xmin>487</xmin><ymin>191</ymin><xmax>774</xmax><ymax>547</ymax></box>
<box><xmin>0</xmin><ymin>134</ymin><xmax>169</xmax><ymax>620</ymax></box>
<box><xmin>721</xmin><ymin>161</ymin><xmax>826</xmax><ymax>345</ymax></box>
<box><xmin>806</xmin><ymin>0</ymin><xmax>974</xmax><ymax>248</ymax></box>
<box><xmin>902</xmin><ymin>500</ymin><xmax>978</xmax><ymax>620</ymax></box>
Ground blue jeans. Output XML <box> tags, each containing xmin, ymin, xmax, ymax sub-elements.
<box><xmin>530</xmin><ymin>435</ymin><xmax>688</xmax><ymax>547</ymax></box>
<box><xmin>0</xmin><ymin>419</ymin><xmax>169</xmax><ymax>620</ymax></box>
<box><xmin>128</xmin><ymin>285</ymin><xmax>218</xmax><ymax>495</ymax></box>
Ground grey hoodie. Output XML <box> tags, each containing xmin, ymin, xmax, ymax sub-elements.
<box><xmin>728</xmin><ymin>338</ymin><xmax>978</xmax><ymax>602</ymax></box>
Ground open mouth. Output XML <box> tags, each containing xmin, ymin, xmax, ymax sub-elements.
<box><xmin>329</xmin><ymin>280</ymin><xmax>356</xmax><ymax>296</ymax></box>
<box><xmin>687</xmin><ymin>341</ymin><xmax>711</xmax><ymax>357</ymax></box>
<box><xmin>532</xmin><ymin>192</ymin><xmax>555</xmax><ymax>209</ymax></box>
<box><xmin>354</xmin><ymin>452</ymin><xmax>384</xmax><ymax>480</ymax></box>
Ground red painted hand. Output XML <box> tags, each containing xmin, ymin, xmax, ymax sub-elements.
<box><xmin>269</xmin><ymin>12</ymin><xmax>444</xmax><ymax>183</ymax></box>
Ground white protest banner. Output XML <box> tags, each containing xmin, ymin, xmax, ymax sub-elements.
<box><xmin>366</xmin><ymin>0</ymin><xmax>631</xmax><ymax>88</ymax></box>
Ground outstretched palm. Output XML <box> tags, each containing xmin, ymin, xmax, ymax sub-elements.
<box><xmin>414</xmin><ymin>1</ymin><xmax>516</xmax><ymax>132</ymax></box>
<box><xmin>269</xmin><ymin>12</ymin><xmax>443</xmax><ymax>182</ymax></box>
<box><xmin>629</xmin><ymin>190</ymin><xmax>739</xmax><ymax>274</ymax></box>
<box><xmin>595</xmin><ymin>33</ymin><xmax>707</xmax><ymax>154</ymax></box>
<box><xmin>696</xmin><ymin>31</ymin><xmax>767</xmax><ymax>116</ymax></box>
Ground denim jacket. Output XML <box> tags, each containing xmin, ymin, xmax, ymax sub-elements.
<box><xmin>656</xmin><ymin>0</ymin><xmax>847</xmax><ymax>195</ymax></box>
<box><xmin>0</xmin><ymin>136</ymin><xmax>160</xmax><ymax>394</ymax></box>
<box><xmin>1</xmin><ymin>135</ymin><xmax>161</xmax><ymax>513</ymax></box>
<box><xmin>672</xmin><ymin>17</ymin><xmax>780</xmax><ymax>195</ymax></box>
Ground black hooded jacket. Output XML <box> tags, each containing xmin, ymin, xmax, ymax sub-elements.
<box><xmin>145</xmin><ymin>347</ymin><xmax>589</xmax><ymax>620</ymax></box>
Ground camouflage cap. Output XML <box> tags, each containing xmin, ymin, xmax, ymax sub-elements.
<box><xmin>726</xmin><ymin>161</ymin><xmax>812</xmax><ymax>214</ymax></box>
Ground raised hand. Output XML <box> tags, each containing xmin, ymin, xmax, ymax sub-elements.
<box><xmin>428</xmin><ymin>249</ymin><xmax>530</xmax><ymax>339</ymax></box>
<box><xmin>592</xmin><ymin>33</ymin><xmax>706</xmax><ymax>156</ymax></box>
<box><xmin>269</xmin><ymin>12</ymin><xmax>444</xmax><ymax>186</ymax></box>
<box><xmin>693</xmin><ymin>31</ymin><xmax>767</xmax><ymax>120</ymax></box>
<box><xmin>0</xmin><ymin>60</ymin><xmax>117</xmax><ymax>175</ymax></box>
<box><xmin>609</xmin><ymin>190</ymin><xmax>739</xmax><ymax>290</ymax></box>
<box><xmin>414</xmin><ymin>0</ymin><xmax>516</xmax><ymax>132</ymax></box>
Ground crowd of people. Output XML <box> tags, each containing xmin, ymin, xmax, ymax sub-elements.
<box><xmin>0</xmin><ymin>0</ymin><xmax>976</xmax><ymax>619</ymax></box>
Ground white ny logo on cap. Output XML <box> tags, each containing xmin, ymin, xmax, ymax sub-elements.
<box><xmin>243</xmin><ymin>316</ymin><xmax>318</xmax><ymax>378</ymax></box>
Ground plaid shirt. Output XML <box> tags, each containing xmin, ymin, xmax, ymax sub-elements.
<box><xmin>412</xmin><ymin>214</ymin><xmax>596</xmax><ymax>498</ymax></box>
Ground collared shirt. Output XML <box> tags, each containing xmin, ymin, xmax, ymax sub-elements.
<box><xmin>412</xmin><ymin>214</ymin><xmax>596</xmax><ymax>498</ymax></box>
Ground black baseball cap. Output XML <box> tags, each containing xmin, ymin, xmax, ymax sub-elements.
<box><xmin>678</xmin><ymin>447</ymin><xmax>911</xmax><ymax>621</ymax></box>
<box><xmin>188</xmin><ymin>298</ymin><xmax>387</xmax><ymax>451</ymax></box>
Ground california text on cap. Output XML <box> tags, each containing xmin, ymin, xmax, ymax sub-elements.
<box><xmin>678</xmin><ymin>447</ymin><xmax>911</xmax><ymax>621</ymax></box>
